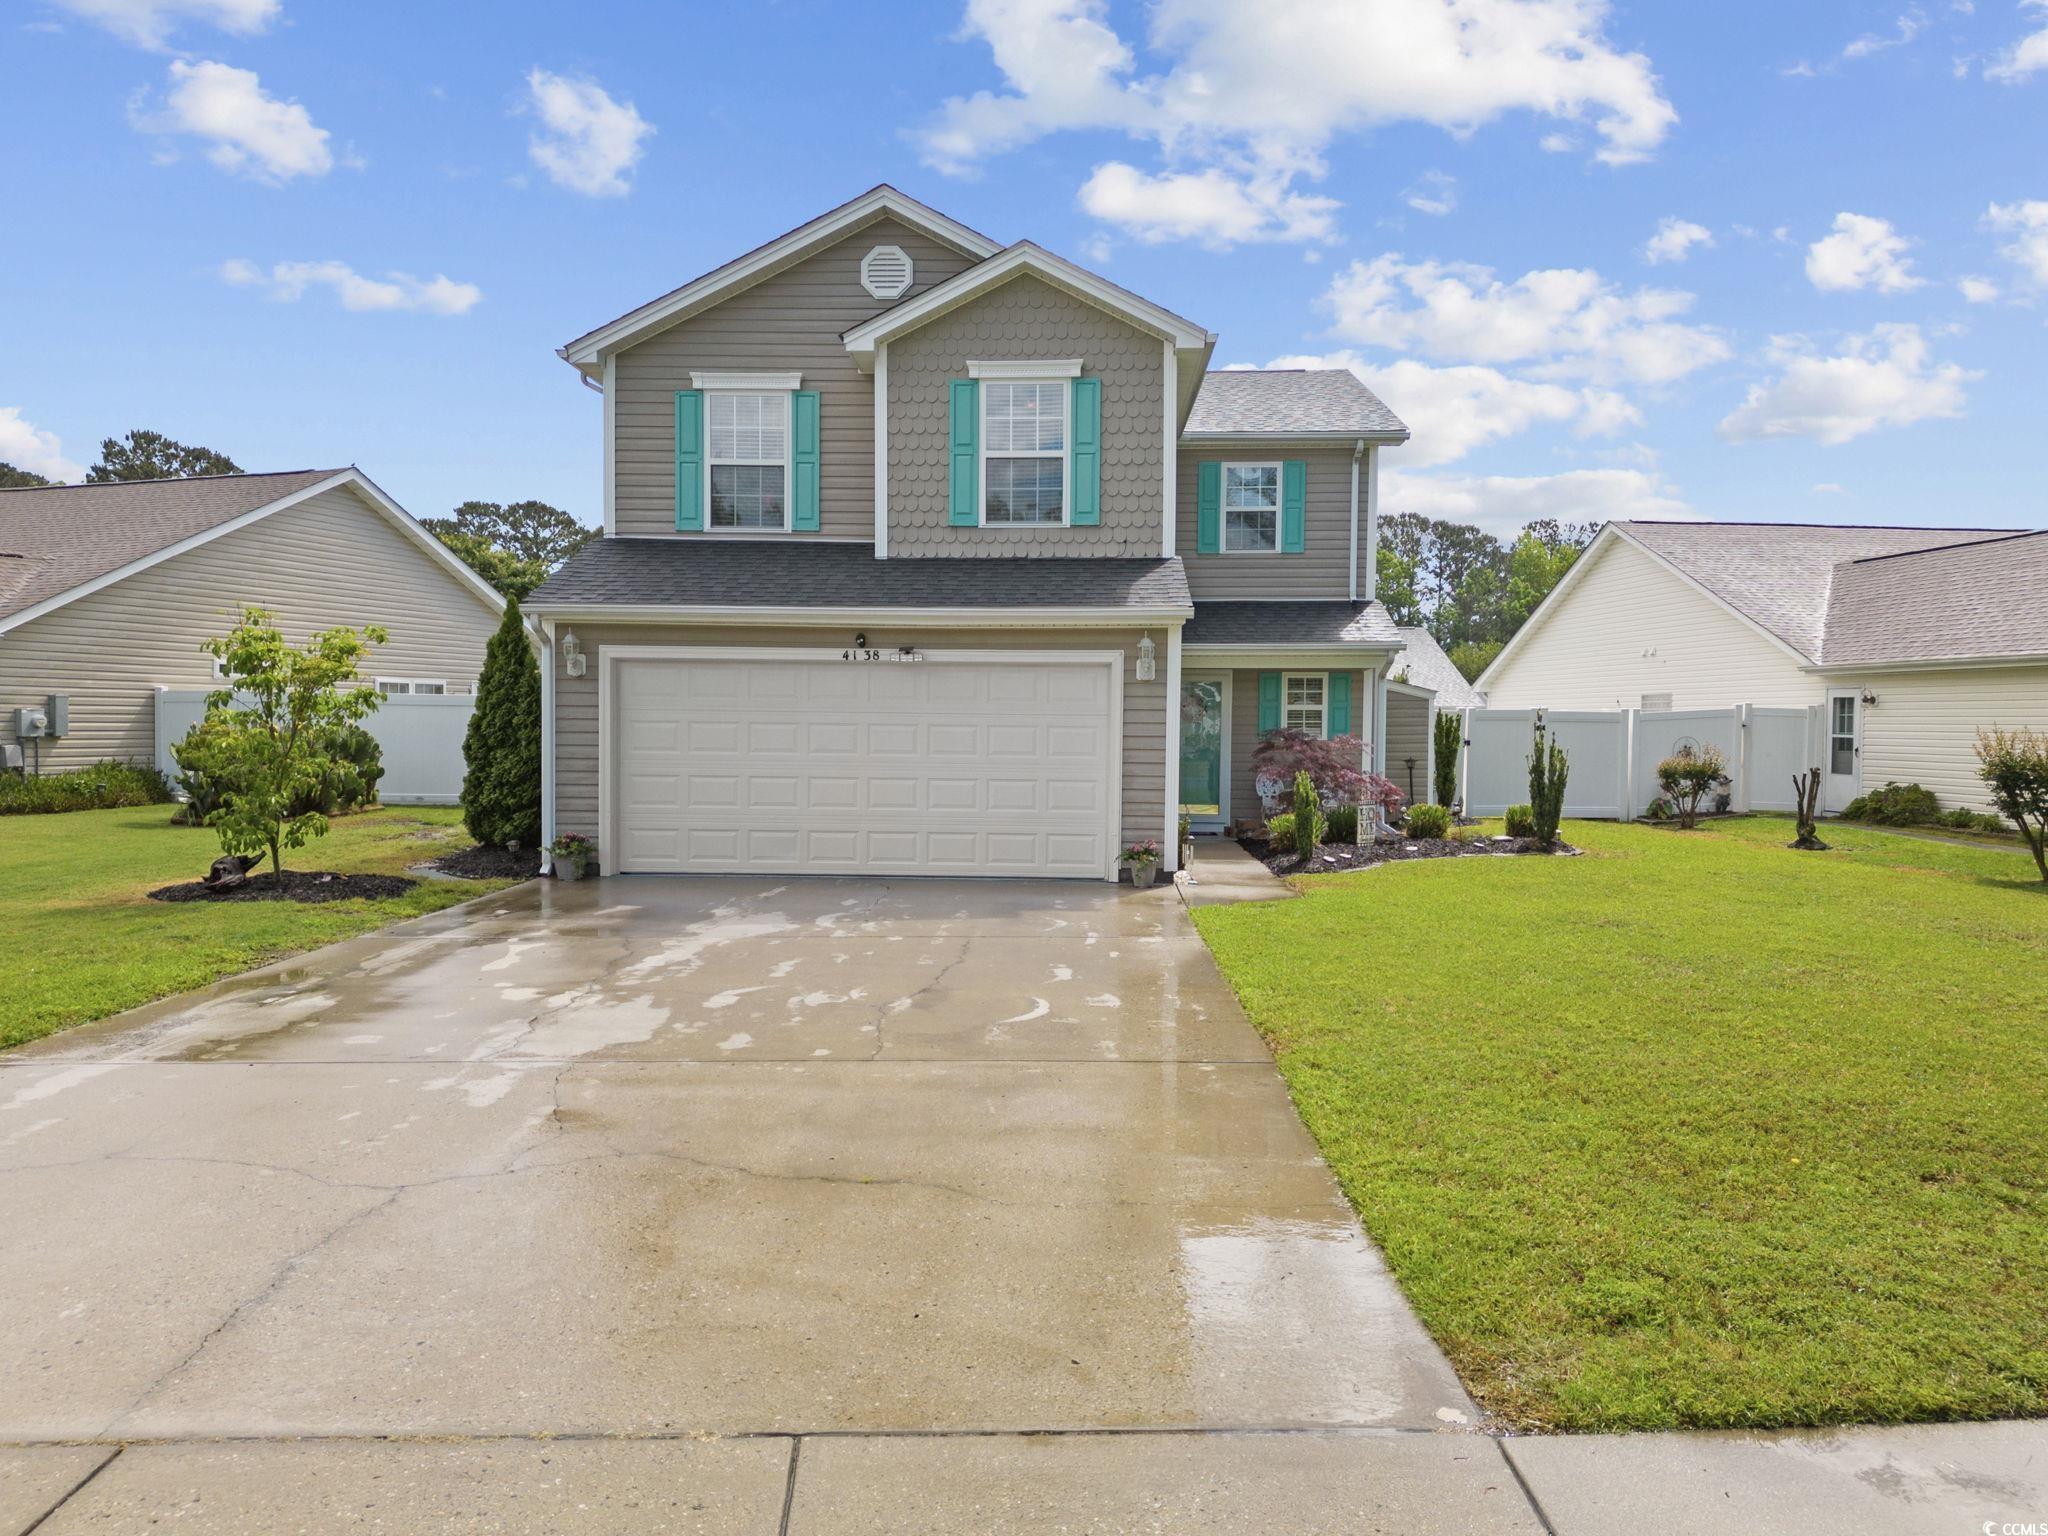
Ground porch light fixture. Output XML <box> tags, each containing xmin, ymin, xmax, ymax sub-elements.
<box><xmin>561</xmin><ymin>630</ymin><xmax>586</xmax><ymax>678</ymax></box>
<box><xmin>1861</xmin><ymin>690</ymin><xmax>1878</xmax><ymax>707</ymax></box>
<box><xmin>1136</xmin><ymin>636</ymin><xmax>1157</xmax><ymax>682</ymax></box>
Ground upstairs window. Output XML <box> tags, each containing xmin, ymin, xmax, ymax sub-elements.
<box><xmin>707</xmin><ymin>391</ymin><xmax>788</xmax><ymax>530</ymax></box>
<box><xmin>1223</xmin><ymin>463</ymin><xmax>1280</xmax><ymax>552</ymax></box>
<box><xmin>377</xmin><ymin>679</ymin><xmax>448</xmax><ymax>696</ymax></box>
<box><xmin>982</xmin><ymin>380</ymin><xmax>1066</xmax><ymax>526</ymax></box>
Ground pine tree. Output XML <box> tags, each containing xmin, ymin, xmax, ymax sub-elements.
<box><xmin>461</xmin><ymin>598</ymin><xmax>542</xmax><ymax>849</ymax></box>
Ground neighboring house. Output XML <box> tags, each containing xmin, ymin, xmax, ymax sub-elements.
<box><xmin>529</xmin><ymin>185</ymin><xmax>1411</xmax><ymax>879</ymax></box>
<box><xmin>0</xmin><ymin>468</ymin><xmax>505</xmax><ymax>787</ymax></box>
<box><xmin>1383</xmin><ymin>627</ymin><xmax>1484</xmax><ymax>810</ymax></box>
<box><xmin>1478</xmin><ymin>520</ymin><xmax>2046</xmax><ymax>813</ymax></box>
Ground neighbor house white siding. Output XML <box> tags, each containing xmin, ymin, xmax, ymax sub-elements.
<box><xmin>1829</xmin><ymin>664</ymin><xmax>2048</xmax><ymax>814</ymax></box>
<box><xmin>1483</xmin><ymin>536</ymin><xmax>1818</xmax><ymax>711</ymax></box>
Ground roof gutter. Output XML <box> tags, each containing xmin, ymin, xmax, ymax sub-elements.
<box><xmin>1803</xmin><ymin>651</ymin><xmax>2048</xmax><ymax>675</ymax></box>
<box><xmin>522</xmin><ymin>603</ymin><xmax>1194</xmax><ymax>628</ymax></box>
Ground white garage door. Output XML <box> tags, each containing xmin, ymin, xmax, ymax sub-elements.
<box><xmin>612</xmin><ymin>654</ymin><xmax>1116</xmax><ymax>878</ymax></box>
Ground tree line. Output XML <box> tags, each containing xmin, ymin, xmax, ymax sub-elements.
<box><xmin>1377</xmin><ymin>513</ymin><xmax>1599</xmax><ymax>681</ymax></box>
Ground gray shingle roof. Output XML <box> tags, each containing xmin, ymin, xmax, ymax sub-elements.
<box><xmin>1390</xmin><ymin>627</ymin><xmax>1485</xmax><ymax>708</ymax></box>
<box><xmin>1618</xmin><ymin>521</ymin><xmax>2010</xmax><ymax>663</ymax></box>
<box><xmin>0</xmin><ymin>469</ymin><xmax>343</xmax><ymax>623</ymax></box>
<box><xmin>1184</xmin><ymin>369</ymin><xmax>1407</xmax><ymax>438</ymax></box>
<box><xmin>1181</xmin><ymin>600</ymin><xmax>1401</xmax><ymax>647</ymax></box>
<box><xmin>528</xmin><ymin>538</ymin><xmax>1192</xmax><ymax>612</ymax></box>
<box><xmin>1820</xmin><ymin>529</ymin><xmax>2048</xmax><ymax>666</ymax></box>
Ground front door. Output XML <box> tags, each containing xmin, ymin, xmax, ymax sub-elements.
<box><xmin>1179</xmin><ymin>674</ymin><xmax>1228</xmax><ymax>829</ymax></box>
<box><xmin>1824</xmin><ymin>689</ymin><xmax>1861</xmax><ymax>812</ymax></box>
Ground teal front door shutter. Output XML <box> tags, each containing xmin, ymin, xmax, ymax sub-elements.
<box><xmin>1257</xmin><ymin>672</ymin><xmax>1281</xmax><ymax>732</ymax></box>
<box><xmin>1328</xmin><ymin>671</ymin><xmax>1352</xmax><ymax>737</ymax></box>
<box><xmin>1196</xmin><ymin>462</ymin><xmax>1221</xmax><ymax>553</ymax></box>
<box><xmin>675</xmin><ymin>389</ymin><xmax>704</xmax><ymax>531</ymax></box>
<box><xmin>948</xmin><ymin>379</ymin><xmax>980</xmax><ymax>526</ymax></box>
<box><xmin>1281</xmin><ymin>460</ymin><xmax>1307</xmax><ymax>553</ymax></box>
<box><xmin>790</xmin><ymin>389</ymin><xmax>820</xmax><ymax>531</ymax></box>
<box><xmin>1069</xmin><ymin>376</ymin><xmax>1100</xmax><ymax>526</ymax></box>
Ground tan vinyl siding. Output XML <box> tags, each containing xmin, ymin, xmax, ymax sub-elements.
<box><xmin>1385</xmin><ymin>689</ymin><xmax>1432</xmax><ymax>808</ymax></box>
<box><xmin>887</xmin><ymin>275</ymin><xmax>1165</xmax><ymax>557</ymax></box>
<box><xmin>1482</xmin><ymin>536</ymin><xmax>1819</xmax><ymax>711</ymax></box>
<box><xmin>0</xmin><ymin>484</ymin><xmax>501</xmax><ymax>771</ymax></box>
<box><xmin>1176</xmin><ymin>441</ymin><xmax>1359</xmax><ymax>600</ymax></box>
<box><xmin>1224</xmin><ymin>667</ymin><xmax>1367</xmax><ymax>829</ymax></box>
<box><xmin>551</xmin><ymin>624</ymin><xmax>1168</xmax><ymax>855</ymax></box>
<box><xmin>610</xmin><ymin>217</ymin><xmax>976</xmax><ymax>540</ymax></box>
<box><xmin>1832</xmin><ymin>665</ymin><xmax>2048</xmax><ymax>814</ymax></box>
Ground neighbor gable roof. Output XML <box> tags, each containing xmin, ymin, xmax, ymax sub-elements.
<box><xmin>557</xmin><ymin>185</ymin><xmax>1003</xmax><ymax>375</ymax></box>
<box><xmin>1183</xmin><ymin>369</ymin><xmax>1408</xmax><ymax>441</ymax></box>
<box><xmin>1819</xmin><ymin>528</ymin><xmax>2048</xmax><ymax>667</ymax></box>
<box><xmin>0</xmin><ymin>467</ymin><xmax>505</xmax><ymax>635</ymax></box>
<box><xmin>1390</xmin><ymin>627</ymin><xmax>1483</xmax><ymax>708</ymax></box>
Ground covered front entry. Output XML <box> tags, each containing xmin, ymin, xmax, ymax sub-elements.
<box><xmin>1178</xmin><ymin>672</ymin><xmax>1230</xmax><ymax>830</ymax></box>
<box><xmin>606</xmin><ymin>647</ymin><xmax>1120</xmax><ymax>879</ymax></box>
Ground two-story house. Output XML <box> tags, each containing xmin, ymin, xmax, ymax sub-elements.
<box><xmin>529</xmin><ymin>186</ymin><xmax>1410</xmax><ymax>880</ymax></box>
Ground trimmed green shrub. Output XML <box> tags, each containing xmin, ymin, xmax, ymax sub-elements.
<box><xmin>1291</xmin><ymin>771</ymin><xmax>1324</xmax><ymax>862</ymax></box>
<box><xmin>173</xmin><ymin>719</ymin><xmax>381</xmax><ymax>825</ymax></box>
<box><xmin>1432</xmin><ymin>710</ymin><xmax>1462</xmax><ymax>808</ymax></box>
<box><xmin>461</xmin><ymin>596</ymin><xmax>543</xmax><ymax>850</ymax></box>
<box><xmin>0</xmin><ymin>760</ymin><xmax>171</xmax><ymax>815</ymax></box>
<box><xmin>1325</xmin><ymin>805</ymin><xmax>1359</xmax><ymax>843</ymax></box>
<box><xmin>1655</xmin><ymin>744</ymin><xmax>1729</xmax><ymax>830</ymax></box>
<box><xmin>1503</xmin><ymin>803</ymin><xmax>1536</xmax><ymax>838</ymax></box>
<box><xmin>1842</xmin><ymin>781</ymin><xmax>1941</xmax><ymax>827</ymax></box>
<box><xmin>1976</xmin><ymin>726</ymin><xmax>2048</xmax><ymax>883</ymax></box>
<box><xmin>1529</xmin><ymin>721</ymin><xmax>1569</xmax><ymax>849</ymax></box>
<box><xmin>1264</xmin><ymin>811</ymin><xmax>1295</xmax><ymax>846</ymax></box>
<box><xmin>1405</xmin><ymin>802</ymin><xmax>1451</xmax><ymax>839</ymax></box>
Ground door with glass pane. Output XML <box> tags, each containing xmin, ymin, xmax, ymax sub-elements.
<box><xmin>1179</xmin><ymin>675</ymin><xmax>1228</xmax><ymax>828</ymax></box>
<box><xmin>1824</xmin><ymin>690</ymin><xmax>1861</xmax><ymax>812</ymax></box>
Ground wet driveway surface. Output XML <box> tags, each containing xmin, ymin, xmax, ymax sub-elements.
<box><xmin>0</xmin><ymin>876</ymin><xmax>1544</xmax><ymax>1533</ymax></box>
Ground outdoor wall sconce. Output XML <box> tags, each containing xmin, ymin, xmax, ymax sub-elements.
<box><xmin>1135</xmin><ymin>635</ymin><xmax>1157</xmax><ymax>682</ymax></box>
<box><xmin>1861</xmin><ymin>690</ymin><xmax>1879</xmax><ymax>707</ymax></box>
<box><xmin>561</xmin><ymin>630</ymin><xmax>586</xmax><ymax>678</ymax></box>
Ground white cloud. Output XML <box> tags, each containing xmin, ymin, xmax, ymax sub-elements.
<box><xmin>1804</xmin><ymin>212</ymin><xmax>1924</xmax><ymax>293</ymax></box>
<box><xmin>1984</xmin><ymin>198</ymin><xmax>2048</xmax><ymax>284</ymax></box>
<box><xmin>1843</xmin><ymin>9</ymin><xmax>1927</xmax><ymax>58</ymax></box>
<box><xmin>1812</xmin><ymin>482</ymin><xmax>1849</xmax><ymax>494</ymax></box>
<box><xmin>1380</xmin><ymin>466</ymin><xmax>1691</xmax><ymax>536</ymax></box>
<box><xmin>1958</xmin><ymin>274</ymin><xmax>2002</xmax><ymax>302</ymax></box>
<box><xmin>1077</xmin><ymin>162</ymin><xmax>1336</xmax><ymax>246</ymax></box>
<box><xmin>525</xmin><ymin>68</ymin><xmax>653</xmax><ymax>198</ymax></box>
<box><xmin>0</xmin><ymin>407</ymin><xmax>85</xmax><ymax>483</ymax></box>
<box><xmin>1403</xmin><ymin>169</ymin><xmax>1457</xmax><ymax>217</ymax></box>
<box><xmin>220</xmin><ymin>258</ymin><xmax>481</xmax><ymax>315</ymax></box>
<box><xmin>1718</xmin><ymin>324</ymin><xmax>1976</xmax><ymax>445</ymax></box>
<box><xmin>1986</xmin><ymin>0</ymin><xmax>2048</xmax><ymax>80</ymax></box>
<box><xmin>1320</xmin><ymin>253</ymin><xmax>1731</xmax><ymax>386</ymax></box>
<box><xmin>916</xmin><ymin>0</ymin><xmax>1676</xmax><ymax>245</ymax></box>
<box><xmin>138</xmin><ymin>59</ymin><xmax>334</xmax><ymax>182</ymax></box>
<box><xmin>1642</xmin><ymin>216</ymin><xmax>1713</xmax><ymax>265</ymax></box>
<box><xmin>48</xmin><ymin>0</ymin><xmax>276</xmax><ymax>49</ymax></box>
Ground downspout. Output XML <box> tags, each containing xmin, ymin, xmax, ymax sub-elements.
<box><xmin>539</xmin><ymin>619</ymin><xmax>556</xmax><ymax>876</ymax></box>
<box><xmin>1348</xmin><ymin>440</ymin><xmax>1362</xmax><ymax>602</ymax></box>
<box><xmin>1364</xmin><ymin>443</ymin><xmax>1379</xmax><ymax>602</ymax></box>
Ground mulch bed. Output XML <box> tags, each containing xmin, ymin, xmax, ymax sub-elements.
<box><xmin>148</xmin><ymin>871</ymin><xmax>418</xmax><ymax>904</ymax></box>
<box><xmin>1245</xmin><ymin>833</ymin><xmax>1578</xmax><ymax>875</ymax></box>
<box><xmin>420</xmin><ymin>845</ymin><xmax>544</xmax><ymax>880</ymax></box>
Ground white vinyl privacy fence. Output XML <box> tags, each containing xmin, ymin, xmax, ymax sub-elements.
<box><xmin>1458</xmin><ymin>704</ymin><xmax>1824</xmax><ymax>820</ymax></box>
<box><xmin>154</xmin><ymin>689</ymin><xmax>474</xmax><ymax>806</ymax></box>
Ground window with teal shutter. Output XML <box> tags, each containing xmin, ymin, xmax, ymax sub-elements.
<box><xmin>1281</xmin><ymin>460</ymin><xmax>1307</xmax><ymax>553</ymax></box>
<box><xmin>790</xmin><ymin>390</ymin><xmax>820</xmax><ymax>531</ymax></box>
<box><xmin>1257</xmin><ymin>672</ymin><xmax>1281</xmax><ymax>732</ymax></box>
<box><xmin>1196</xmin><ymin>462</ymin><xmax>1221</xmax><ymax>554</ymax></box>
<box><xmin>1328</xmin><ymin>672</ymin><xmax>1352</xmax><ymax>737</ymax></box>
<box><xmin>674</xmin><ymin>389</ymin><xmax>704</xmax><ymax>531</ymax></box>
<box><xmin>1069</xmin><ymin>376</ymin><xmax>1100</xmax><ymax>525</ymax></box>
<box><xmin>948</xmin><ymin>379</ymin><xmax>979</xmax><ymax>526</ymax></box>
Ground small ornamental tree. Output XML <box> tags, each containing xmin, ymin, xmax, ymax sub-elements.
<box><xmin>1290</xmin><ymin>771</ymin><xmax>1324</xmax><ymax>861</ymax></box>
<box><xmin>1528</xmin><ymin>719</ymin><xmax>1569</xmax><ymax>850</ymax></box>
<box><xmin>1976</xmin><ymin>726</ymin><xmax>2048</xmax><ymax>883</ymax></box>
<box><xmin>1251</xmin><ymin>729</ymin><xmax>1403</xmax><ymax>828</ymax></box>
<box><xmin>196</xmin><ymin>608</ymin><xmax>387</xmax><ymax>889</ymax></box>
<box><xmin>461</xmin><ymin>596</ymin><xmax>542</xmax><ymax>850</ymax></box>
<box><xmin>1655</xmin><ymin>744</ymin><xmax>1728</xmax><ymax>830</ymax></box>
<box><xmin>1432</xmin><ymin>710</ymin><xmax>1462</xmax><ymax>809</ymax></box>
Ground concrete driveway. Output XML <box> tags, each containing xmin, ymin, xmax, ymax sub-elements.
<box><xmin>0</xmin><ymin>876</ymin><xmax>1541</xmax><ymax>1534</ymax></box>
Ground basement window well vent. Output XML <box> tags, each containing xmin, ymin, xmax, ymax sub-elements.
<box><xmin>1641</xmin><ymin>693</ymin><xmax>1674</xmax><ymax>713</ymax></box>
<box><xmin>860</xmin><ymin>244</ymin><xmax>913</xmax><ymax>300</ymax></box>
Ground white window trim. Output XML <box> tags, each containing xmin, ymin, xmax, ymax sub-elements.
<box><xmin>689</xmin><ymin>370</ymin><xmax>801</xmax><ymax>391</ymax></box>
<box><xmin>704</xmin><ymin>389</ymin><xmax>792</xmax><ymax>534</ymax></box>
<box><xmin>1282</xmin><ymin>672</ymin><xmax>1328</xmax><ymax>736</ymax></box>
<box><xmin>377</xmin><ymin>678</ymin><xmax>450</xmax><ymax>696</ymax></box>
<box><xmin>979</xmin><ymin>377</ymin><xmax>1070</xmax><ymax>530</ymax></box>
<box><xmin>1220</xmin><ymin>462</ymin><xmax>1283</xmax><ymax>555</ymax></box>
<box><xmin>968</xmin><ymin>358</ymin><xmax>1082</xmax><ymax>380</ymax></box>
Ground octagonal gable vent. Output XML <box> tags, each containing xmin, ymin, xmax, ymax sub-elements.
<box><xmin>860</xmin><ymin>244</ymin><xmax>914</xmax><ymax>301</ymax></box>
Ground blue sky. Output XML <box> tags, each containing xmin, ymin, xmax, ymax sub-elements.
<box><xmin>4</xmin><ymin>0</ymin><xmax>2045</xmax><ymax>537</ymax></box>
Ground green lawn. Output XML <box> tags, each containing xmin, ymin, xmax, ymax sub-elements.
<box><xmin>1</xmin><ymin>805</ymin><xmax>519</xmax><ymax>1050</ymax></box>
<box><xmin>1194</xmin><ymin>815</ymin><xmax>2048</xmax><ymax>1434</ymax></box>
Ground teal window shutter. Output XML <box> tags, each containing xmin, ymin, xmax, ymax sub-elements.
<box><xmin>1069</xmin><ymin>376</ymin><xmax>1101</xmax><ymax>526</ymax></box>
<box><xmin>1196</xmin><ymin>462</ymin><xmax>1221</xmax><ymax>554</ymax></box>
<box><xmin>1281</xmin><ymin>460</ymin><xmax>1307</xmax><ymax>553</ymax></box>
<box><xmin>675</xmin><ymin>390</ymin><xmax>704</xmax><ymax>531</ymax></box>
<box><xmin>790</xmin><ymin>390</ymin><xmax>820</xmax><ymax>532</ymax></box>
<box><xmin>1257</xmin><ymin>672</ymin><xmax>1281</xmax><ymax>732</ymax></box>
<box><xmin>1327</xmin><ymin>672</ymin><xmax>1352</xmax><ymax>738</ymax></box>
<box><xmin>948</xmin><ymin>379</ymin><xmax>980</xmax><ymax>526</ymax></box>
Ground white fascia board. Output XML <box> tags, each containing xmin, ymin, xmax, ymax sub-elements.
<box><xmin>559</xmin><ymin>186</ymin><xmax>1003</xmax><ymax>371</ymax></box>
<box><xmin>967</xmin><ymin>358</ymin><xmax>1083</xmax><ymax>379</ymax></box>
<box><xmin>1805</xmin><ymin>651</ymin><xmax>2048</xmax><ymax>674</ymax></box>
<box><xmin>1386</xmin><ymin>678</ymin><xmax>1439</xmax><ymax>699</ymax></box>
<box><xmin>525</xmin><ymin>604</ymin><xmax>1193</xmax><ymax>628</ymax></box>
<box><xmin>1180</xmin><ymin>430</ymin><xmax>1411</xmax><ymax>446</ymax></box>
<box><xmin>689</xmin><ymin>370</ymin><xmax>803</xmax><ymax>391</ymax></box>
<box><xmin>0</xmin><ymin>469</ymin><xmax>505</xmax><ymax>637</ymax></box>
<box><xmin>1183</xmin><ymin>644</ymin><xmax>1402</xmax><ymax>667</ymax></box>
